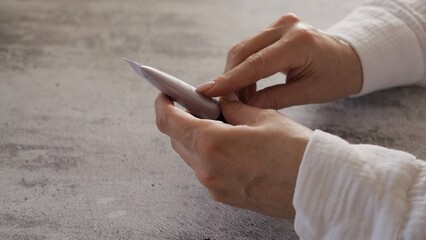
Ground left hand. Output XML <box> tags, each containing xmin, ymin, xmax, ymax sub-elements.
<box><xmin>197</xmin><ymin>14</ymin><xmax>363</xmax><ymax>109</ymax></box>
<box><xmin>154</xmin><ymin>93</ymin><xmax>312</xmax><ymax>218</ymax></box>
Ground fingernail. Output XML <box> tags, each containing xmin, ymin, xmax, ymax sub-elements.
<box><xmin>196</xmin><ymin>81</ymin><xmax>215</xmax><ymax>92</ymax></box>
<box><xmin>222</xmin><ymin>93</ymin><xmax>238</xmax><ymax>102</ymax></box>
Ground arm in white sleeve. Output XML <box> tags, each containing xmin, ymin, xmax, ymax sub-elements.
<box><xmin>293</xmin><ymin>130</ymin><xmax>426</xmax><ymax>240</ymax></box>
<box><xmin>327</xmin><ymin>0</ymin><xmax>426</xmax><ymax>96</ymax></box>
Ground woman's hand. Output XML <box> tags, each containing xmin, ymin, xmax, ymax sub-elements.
<box><xmin>155</xmin><ymin>93</ymin><xmax>312</xmax><ymax>218</ymax></box>
<box><xmin>197</xmin><ymin>14</ymin><xmax>363</xmax><ymax>109</ymax></box>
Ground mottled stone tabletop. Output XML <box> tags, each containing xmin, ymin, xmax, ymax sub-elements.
<box><xmin>1</xmin><ymin>0</ymin><xmax>425</xmax><ymax>239</ymax></box>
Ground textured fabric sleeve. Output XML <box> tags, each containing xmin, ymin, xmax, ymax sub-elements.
<box><xmin>326</xmin><ymin>0</ymin><xmax>426</xmax><ymax>96</ymax></box>
<box><xmin>293</xmin><ymin>130</ymin><xmax>426</xmax><ymax>240</ymax></box>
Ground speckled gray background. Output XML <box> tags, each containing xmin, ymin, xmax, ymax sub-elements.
<box><xmin>1</xmin><ymin>0</ymin><xmax>425</xmax><ymax>239</ymax></box>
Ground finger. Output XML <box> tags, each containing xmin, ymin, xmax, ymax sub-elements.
<box><xmin>154</xmin><ymin>93</ymin><xmax>204</xmax><ymax>142</ymax></box>
<box><xmin>224</xmin><ymin>26</ymin><xmax>285</xmax><ymax>73</ymax></box>
<box><xmin>236</xmin><ymin>83</ymin><xmax>257</xmax><ymax>104</ymax></box>
<box><xmin>247</xmin><ymin>80</ymin><xmax>314</xmax><ymax>109</ymax></box>
<box><xmin>201</xmin><ymin>39</ymin><xmax>300</xmax><ymax>98</ymax></box>
<box><xmin>223</xmin><ymin>14</ymin><xmax>302</xmax><ymax>73</ymax></box>
<box><xmin>219</xmin><ymin>94</ymin><xmax>264</xmax><ymax>126</ymax></box>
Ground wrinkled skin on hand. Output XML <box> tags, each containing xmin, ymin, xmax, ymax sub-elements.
<box><xmin>197</xmin><ymin>14</ymin><xmax>363</xmax><ymax>109</ymax></box>
<box><xmin>155</xmin><ymin>93</ymin><xmax>312</xmax><ymax>218</ymax></box>
<box><xmin>154</xmin><ymin>14</ymin><xmax>363</xmax><ymax>218</ymax></box>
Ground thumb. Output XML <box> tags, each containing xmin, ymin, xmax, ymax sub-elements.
<box><xmin>219</xmin><ymin>94</ymin><xmax>263</xmax><ymax>126</ymax></box>
<box><xmin>248</xmin><ymin>81</ymin><xmax>310</xmax><ymax>109</ymax></box>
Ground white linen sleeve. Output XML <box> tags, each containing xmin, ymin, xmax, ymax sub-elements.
<box><xmin>326</xmin><ymin>0</ymin><xmax>426</xmax><ymax>96</ymax></box>
<box><xmin>293</xmin><ymin>130</ymin><xmax>426</xmax><ymax>240</ymax></box>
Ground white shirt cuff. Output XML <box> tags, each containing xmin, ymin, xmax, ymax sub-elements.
<box><xmin>293</xmin><ymin>130</ymin><xmax>419</xmax><ymax>239</ymax></box>
<box><xmin>327</xmin><ymin>6</ymin><xmax>425</xmax><ymax>96</ymax></box>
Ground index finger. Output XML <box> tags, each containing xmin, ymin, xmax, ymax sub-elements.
<box><xmin>202</xmin><ymin>41</ymin><xmax>290</xmax><ymax>97</ymax></box>
<box><xmin>223</xmin><ymin>14</ymin><xmax>301</xmax><ymax>73</ymax></box>
<box><xmin>154</xmin><ymin>93</ymin><xmax>204</xmax><ymax>143</ymax></box>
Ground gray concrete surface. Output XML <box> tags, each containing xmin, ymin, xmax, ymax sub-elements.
<box><xmin>1</xmin><ymin>0</ymin><xmax>426</xmax><ymax>239</ymax></box>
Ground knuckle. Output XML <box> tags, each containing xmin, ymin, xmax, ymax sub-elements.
<box><xmin>246</xmin><ymin>52</ymin><xmax>266</xmax><ymax>78</ymax></box>
<box><xmin>283</xmin><ymin>13</ymin><xmax>300</xmax><ymax>23</ymax></box>
<box><xmin>277</xmin><ymin>13</ymin><xmax>300</xmax><ymax>25</ymax></box>
<box><xmin>292</xmin><ymin>27</ymin><xmax>316</xmax><ymax>44</ymax></box>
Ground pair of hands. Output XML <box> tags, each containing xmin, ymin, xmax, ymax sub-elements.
<box><xmin>154</xmin><ymin>14</ymin><xmax>363</xmax><ymax>218</ymax></box>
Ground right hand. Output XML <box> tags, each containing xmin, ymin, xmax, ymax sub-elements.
<box><xmin>197</xmin><ymin>14</ymin><xmax>363</xmax><ymax>109</ymax></box>
<box><xmin>155</xmin><ymin>93</ymin><xmax>312</xmax><ymax>218</ymax></box>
